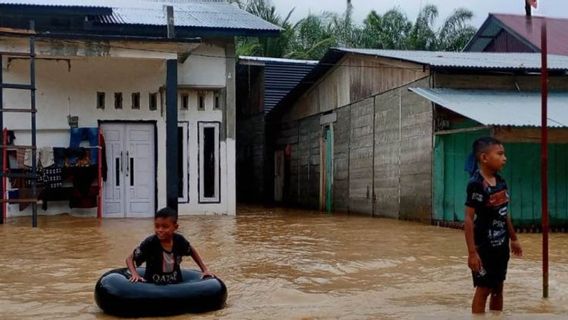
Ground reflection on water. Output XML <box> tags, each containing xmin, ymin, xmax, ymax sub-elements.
<box><xmin>1</xmin><ymin>206</ymin><xmax>568</xmax><ymax>319</ymax></box>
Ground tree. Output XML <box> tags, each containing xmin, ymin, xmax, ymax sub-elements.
<box><xmin>361</xmin><ymin>9</ymin><xmax>412</xmax><ymax>49</ymax></box>
<box><xmin>437</xmin><ymin>8</ymin><xmax>477</xmax><ymax>51</ymax></box>
<box><xmin>234</xmin><ymin>0</ymin><xmax>295</xmax><ymax>58</ymax></box>
<box><xmin>407</xmin><ymin>5</ymin><xmax>439</xmax><ymax>50</ymax></box>
<box><xmin>287</xmin><ymin>14</ymin><xmax>337</xmax><ymax>60</ymax></box>
<box><xmin>234</xmin><ymin>1</ymin><xmax>478</xmax><ymax>59</ymax></box>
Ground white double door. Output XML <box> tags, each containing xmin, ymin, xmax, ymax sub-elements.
<box><xmin>102</xmin><ymin>123</ymin><xmax>155</xmax><ymax>218</ymax></box>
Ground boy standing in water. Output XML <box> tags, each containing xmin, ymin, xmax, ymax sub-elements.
<box><xmin>464</xmin><ymin>137</ymin><xmax>523</xmax><ymax>313</ymax></box>
<box><xmin>126</xmin><ymin>207</ymin><xmax>214</xmax><ymax>284</ymax></box>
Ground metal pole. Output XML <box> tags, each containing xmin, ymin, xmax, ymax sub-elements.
<box><xmin>30</xmin><ymin>21</ymin><xmax>37</xmax><ymax>228</ymax></box>
<box><xmin>540</xmin><ymin>19</ymin><xmax>549</xmax><ymax>299</ymax></box>
<box><xmin>97</xmin><ymin>130</ymin><xmax>102</xmax><ymax>219</ymax></box>
<box><xmin>165</xmin><ymin>60</ymin><xmax>178</xmax><ymax>213</ymax></box>
<box><xmin>165</xmin><ymin>7</ymin><xmax>178</xmax><ymax>214</ymax></box>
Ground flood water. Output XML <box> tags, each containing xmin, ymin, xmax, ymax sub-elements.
<box><xmin>1</xmin><ymin>207</ymin><xmax>568</xmax><ymax>320</ymax></box>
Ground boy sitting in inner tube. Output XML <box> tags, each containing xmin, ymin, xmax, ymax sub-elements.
<box><xmin>125</xmin><ymin>207</ymin><xmax>214</xmax><ymax>284</ymax></box>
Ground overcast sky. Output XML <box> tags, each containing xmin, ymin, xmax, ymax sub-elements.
<box><xmin>269</xmin><ymin>0</ymin><xmax>568</xmax><ymax>27</ymax></box>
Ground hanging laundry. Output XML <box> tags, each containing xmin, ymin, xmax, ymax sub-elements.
<box><xmin>16</xmin><ymin>148</ymin><xmax>26</xmax><ymax>168</ymax></box>
<box><xmin>39</xmin><ymin>147</ymin><xmax>55</xmax><ymax>168</ymax></box>
<box><xmin>23</xmin><ymin>149</ymin><xmax>35</xmax><ymax>167</ymax></box>
<box><xmin>69</xmin><ymin>127</ymin><xmax>99</xmax><ymax>165</ymax></box>
<box><xmin>41</xmin><ymin>166</ymin><xmax>63</xmax><ymax>189</ymax></box>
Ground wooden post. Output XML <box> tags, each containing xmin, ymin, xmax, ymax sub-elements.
<box><xmin>29</xmin><ymin>20</ymin><xmax>37</xmax><ymax>228</ymax></box>
<box><xmin>540</xmin><ymin>19</ymin><xmax>549</xmax><ymax>299</ymax></box>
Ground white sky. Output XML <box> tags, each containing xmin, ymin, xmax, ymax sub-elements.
<box><xmin>269</xmin><ymin>0</ymin><xmax>568</xmax><ymax>27</ymax></box>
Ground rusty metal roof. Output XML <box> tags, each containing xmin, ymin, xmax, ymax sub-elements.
<box><xmin>410</xmin><ymin>88</ymin><xmax>568</xmax><ymax>128</ymax></box>
<box><xmin>465</xmin><ymin>14</ymin><xmax>568</xmax><ymax>56</ymax></box>
<box><xmin>0</xmin><ymin>0</ymin><xmax>281</xmax><ymax>33</ymax></box>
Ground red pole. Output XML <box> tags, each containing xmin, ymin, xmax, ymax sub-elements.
<box><xmin>540</xmin><ymin>19</ymin><xmax>549</xmax><ymax>299</ymax></box>
<box><xmin>2</xmin><ymin>128</ymin><xmax>7</xmax><ymax>223</ymax></box>
<box><xmin>97</xmin><ymin>128</ymin><xmax>103</xmax><ymax>219</ymax></box>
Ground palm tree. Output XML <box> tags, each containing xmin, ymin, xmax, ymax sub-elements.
<box><xmin>407</xmin><ymin>5</ymin><xmax>439</xmax><ymax>50</ymax></box>
<box><xmin>361</xmin><ymin>8</ymin><xmax>412</xmax><ymax>49</ymax></box>
<box><xmin>235</xmin><ymin>1</ymin><xmax>478</xmax><ymax>59</ymax></box>
<box><xmin>437</xmin><ymin>8</ymin><xmax>477</xmax><ymax>51</ymax></box>
<box><xmin>234</xmin><ymin>0</ymin><xmax>295</xmax><ymax>58</ymax></box>
<box><xmin>287</xmin><ymin>14</ymin><xmax>337</xmax><ymax>59</ymax></box>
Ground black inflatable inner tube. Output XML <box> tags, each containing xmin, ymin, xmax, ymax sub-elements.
<box><xmin>95</xmin><ymin>268</ymin><xmax>227</xmax><ymax>317</ymax></box>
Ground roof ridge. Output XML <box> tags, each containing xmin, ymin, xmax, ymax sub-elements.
<box><xmin>490</xmin><ymin>12</ymin><xmax>568</xmax><ymax>21</ymax></box>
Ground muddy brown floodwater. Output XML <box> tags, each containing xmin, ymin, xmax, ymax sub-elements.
<box><xmin>1</xmin><ymin>207</ymin><xmax>568</xmax><ymax>320</ymax></box>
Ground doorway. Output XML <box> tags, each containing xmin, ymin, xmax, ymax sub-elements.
<box><xmin>320</xmin><ymin>125</ymin><xmax>333</xmax><ymax>212</ymax></box>
<box><xmin>102</xmin><ymin>122</ymin><xmax>156</xmax><ymax>218</ymax></box>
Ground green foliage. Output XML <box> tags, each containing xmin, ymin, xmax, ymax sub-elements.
<box><xmin>237</xmin><ymin>0</ymin><xmax>478</xmax><ymax>59</ymax></box>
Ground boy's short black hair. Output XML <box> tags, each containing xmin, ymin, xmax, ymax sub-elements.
<box><xmin>155</xmin><ymin>207</ymin><xmax>178</xmax><ymax>222</ymax></box>
<box><xmin>473</xmin><ymin>137</ymin><xmax>503</xmax><ymax>160</ymax></box>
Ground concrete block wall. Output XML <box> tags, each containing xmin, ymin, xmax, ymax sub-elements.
<box><xmin>275</xmin><ymin>78</ymin><xmax>433</xmax><ymax>220</ymax></box>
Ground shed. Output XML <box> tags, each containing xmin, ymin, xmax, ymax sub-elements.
<box><xmin>270</xmin><ymin>47</ymin><xmax>568</xmax><ymax>225</ymax></box>
<box><xmin>411</xmin><ymin>88</ymin><xmax>568</xmax><ymax>228</ymax></box>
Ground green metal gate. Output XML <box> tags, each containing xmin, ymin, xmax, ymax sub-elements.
<box><xmin>434</xmin><ymin>132</ymin><xmax>568</xmax><ymax>226</ymax></box>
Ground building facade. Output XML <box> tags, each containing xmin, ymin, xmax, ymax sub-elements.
<box><xmin>271</xmin><ymin>48</ymin><xmax>568</xmax><ymax>225</ymax></box>
<box><xmin>0</xmin><ymin>0</ymin><xmax>279</xmax><ymax>218</ymax></box>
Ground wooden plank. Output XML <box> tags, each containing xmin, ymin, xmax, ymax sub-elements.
<box><xmin>0</xmin><ymin>108</ymin><xmax>36</xmax><ymax>113</ymax></box>
<box><xmin>433</xmin><ymin>136</ymin><xmax>445</xmax><ymax>220</ymax></box>
<box><xmin>1</xmin><ymin>199</ymin><xmax>40</xmax><ymax>204</ymax></box>
<box><xmin>495</xmin><ymin>127</ymin><xmax>568</xmax><ymax>144</ymax></box>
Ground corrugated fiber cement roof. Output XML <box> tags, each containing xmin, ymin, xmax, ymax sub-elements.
<box><xmin>409</xmin><ymin>88</ymin><xmax>568</xmax><ymax>128</ymax></box>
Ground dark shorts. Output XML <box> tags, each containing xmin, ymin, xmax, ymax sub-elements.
<box><xmin>472</xmin><ymin>248</ymin><xmax>510</xmax><ymax>289</ymax></box>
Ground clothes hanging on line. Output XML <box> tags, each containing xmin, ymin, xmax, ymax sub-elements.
<box><xmin>39</xmin><ymin>147</ymin><xmax>54</xmax><ymax>168</ymax></box>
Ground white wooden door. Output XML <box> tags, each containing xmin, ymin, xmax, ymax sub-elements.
<box><xmin>102</xmin><ymin>123</ymin><xmax>155</xmax><ymax>218</ymax></box>
<box><xmin>102</xmin><ymin>124</ymin><xmax>126</xmax><ymax>218</ymax></box>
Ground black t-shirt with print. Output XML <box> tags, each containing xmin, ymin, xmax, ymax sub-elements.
<box><xmin>465</xmin><ymin>170</ymin><xmax>510</xmax><ymax>251</ymax></box>
<box><xmin>133</xmin><ymin>233</ymin><xmax>193</xmax><ymax>285</ymax></box>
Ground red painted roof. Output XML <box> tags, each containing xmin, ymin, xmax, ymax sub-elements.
<box><xmin>493</xmin><ymin>14</ymin><xmax>568</xmax><ymax>55</ymax></box>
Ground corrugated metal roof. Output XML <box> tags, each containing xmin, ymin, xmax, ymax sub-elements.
<box><xmin>338</xmin><ymin>48</ymin><xmax>568</xmax><ymax>71</ymax></box>
<box><xmin>489</xmin><ymin>14</ymin><xmax>568</xmax><ymax>55</ymax></box>
<box><xmin>409</xmin><ymin>87</ymin><xmax>568</xmax><ymax>128</ymax></box>
<box><xmin>0</xmin><ymin>0</ymin><xmax>280</xmax><ymax>31</ymax></box>
<box><xmin>264</xmin><ymin>62</ymin><xmax>316</xmax><ymax>113</ymax></box>
<box><xmin>239</xmin><ymin>56</ymin><xmax>318</xmax><ymax>65</ymax></box>
<box><xmin>237</xmin><ymin>56</ymin><xmax>316</xmax><ymax>114</ymax></box>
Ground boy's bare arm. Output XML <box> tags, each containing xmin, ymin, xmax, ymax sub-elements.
<box><xmin>190</xmin><ymin>245</ymin><xmax>214</xmax><ymax>278</ymax></box>
<box><xmin>126</xmin><ymin>253</ymin><xmax>146</xmax><ymax>282</ymax></box>
<box><xmin>507</xmin><ymin>215</ymin><xmax>523</xmax><ymax>256</ymax></box>
<box><xmin>464</xmin><ymin>207</ymin><xmax>482</xmax><ymax>272</ymax></box>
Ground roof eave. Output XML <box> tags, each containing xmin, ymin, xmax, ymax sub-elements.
<box><xmin>463</xmin><ymin>14</ymin><xmax>497</xmax><ymax>52</ymax></box>
<box><xmin>267</xmin><ymin>49</ymin><xmax>348</xmax><ymax>117</ymax></box>
<box><xmin>0</xmin><ymin>4</ymin><xmax>112</xmax><ymax>16</ymax></box>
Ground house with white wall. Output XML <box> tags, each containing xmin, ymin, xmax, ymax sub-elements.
<box><xmin>0</xmin><ymin>0</ymin><xmax>280</xmax><ymax>219</ymax></box>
